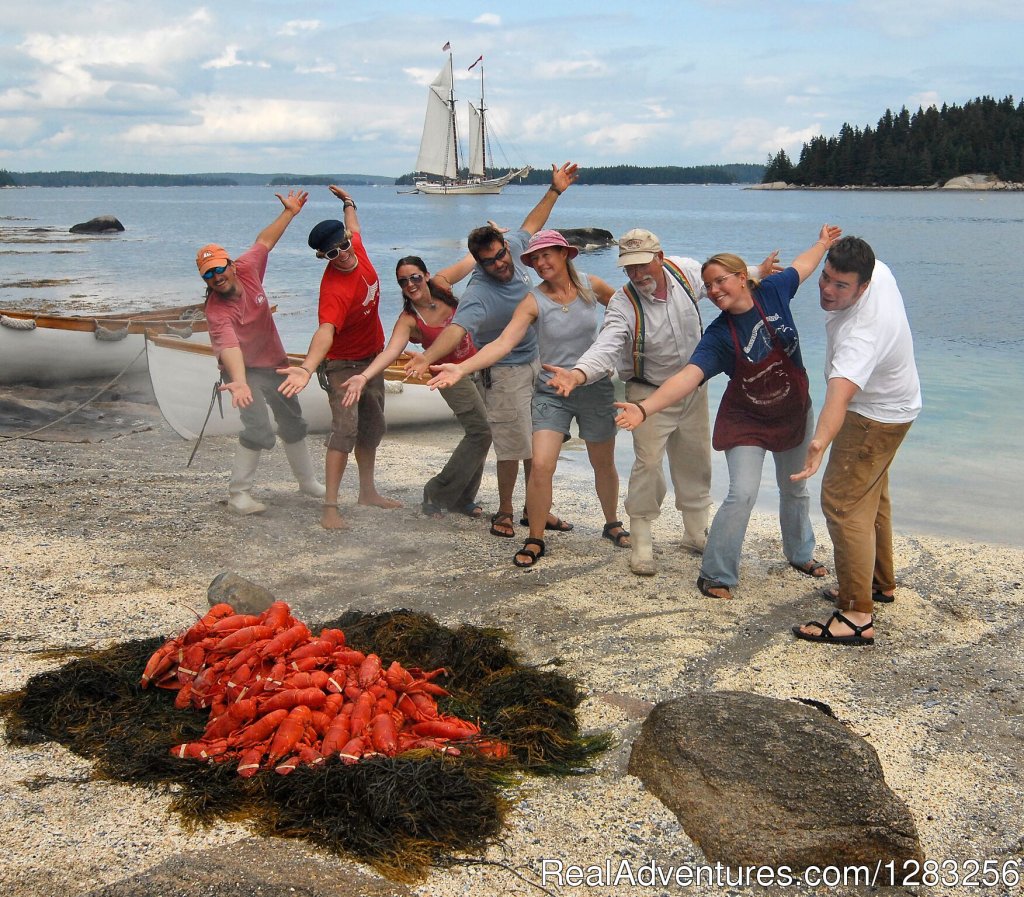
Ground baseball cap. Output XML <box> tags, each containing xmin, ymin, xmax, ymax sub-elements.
<box><xmin>617</xmin><ymin>228</ymin><xmax>662</xmax><ymax>267</ymax></box>
<box><xmin>196</xmin><ymin>244</ymin><xmax>230</xmax><ymax>276</ymax></box>
<box><xmin>307</xmin><ymin>220</ymin><xmax>350</xmax><ymax>253</ymax></box>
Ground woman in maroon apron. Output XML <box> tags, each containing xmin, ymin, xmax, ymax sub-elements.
<box><xmin>614</xmin><ymin>224</ymin><xmax>842</xmax><ymax>600</ymax></box>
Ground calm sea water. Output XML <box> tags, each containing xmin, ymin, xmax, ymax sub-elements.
<box><xmin>2</xmin><ymin>184</ymin><xmax>1021</xmax><ymax>546</ymax></box>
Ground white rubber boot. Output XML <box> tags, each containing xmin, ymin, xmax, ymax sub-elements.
<box><xmin>681</xmin><ymin>509</ymin><xmax>709</xmax><ymax>554</ymax></box>
<box><xmin>283</xmin><ymin>439</ymin><xmax>326</xmax><ymax>498</ymax></box>
<box><xmin>227</xmin><ymin>446</ymin><xmax>267</xmax><ymax>515</ymax></box>
<box><xmin>629</xmin><ymin>516</ymin><xmax>657</xmax><ymax>576</ymax></box>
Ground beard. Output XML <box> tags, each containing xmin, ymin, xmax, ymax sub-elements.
<box><xmin>631</xmin><ymin>275</ymin><xmax>658</xmax><ymax>297</ymax></box>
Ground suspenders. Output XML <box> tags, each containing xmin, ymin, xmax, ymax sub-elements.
<box><xmin>621</xmin><ymin>259</ymin><xmax>702</xmax><ymax>381</ymax></box>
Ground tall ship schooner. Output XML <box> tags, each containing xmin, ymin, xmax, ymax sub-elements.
<box><xmin>411</xmin><ymin>50</ymin><xmax>531</xmax><ymax>195</ymax></box>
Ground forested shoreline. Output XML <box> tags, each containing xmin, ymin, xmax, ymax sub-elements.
<box><xmin>764</xmin><ymin>95</ymin><xmax>1023</xmax><ymax>187</ymax></box>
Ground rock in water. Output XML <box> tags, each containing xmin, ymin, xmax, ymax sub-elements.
<box><xmin>70</xmin><ymin>215</ymin><xmax>125</xmax><ymax>234</ymax></box>
<box><xmin>628</xmin><ymin>691</ymin><xmax>923</xmax><ymax>879</ymax></box>
<box><xmin>207</xmin><ymin>571</ymin><xmax>277</xmax><ymax>614</ymax></box>
<box><xmin>556</xmin><ymin>227</ymin><xmax>615</xmax><ymax>250</ymax></box>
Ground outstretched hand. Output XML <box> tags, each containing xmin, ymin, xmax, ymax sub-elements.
<box><xmin>613</xmin><ymin>401</ymin><xmax>645</xmax><ymax>431</ymax></box>
<box><xmin>403</xmin><ymin>351</ymin><xmax>431</xmax><ymax>382</ymax></box>
<box><xmin>427</xmin><ymin>363</ymin><xmax>464</xmax><ymax>391</ymax></box>
<box><xmin>757</xmin><ymin>250</ymin><xmax>783</xmax><ymax>279</ymax></box>
<box><xmin>542</xmin><ymin>363</ymin><xmax>581</xmax><ymax>397</ymax></box>
<box><xmin>790</xmin><ymin>438</ymin><xmax>827</xmax><ymax>481</ymax></box>
<box><xmin>818</xmin><ymin>223</ymin><xmax>843</xmax><ymax>248</ymax></box>
<box><xmin>276</xmin><ymin>365</ymin><xmax>313</xmax><ymax>398</ymax></box>
<box><xmin>219</xmin><ymin>380</ymin><xmax>253</xmax><ymax>409</ymax></box>
<box><xmin>329</xmin><ymin>185</ymin><xmax>352</xmax><ymax>204</ymax></box>
<box><xmin>339</xmin><ymin>373</ymin><xmax>367</xmax><ymax>407</ymax></box>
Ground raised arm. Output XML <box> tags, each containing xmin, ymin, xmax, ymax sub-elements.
<box><xmin>521</xmin><ymin>162</ymin><xmax>579</xmax><ymax>235</ymax></box>
<box><xmin>328</xmin><ymin>185</ymin><xmax>360</xmax><ymax>235</ymax></box>
<box><xmin>614</xmin><ymin>364</ymin><xmax>705</xmax><ymax>430</ymax></box>
<box><xmin>427</xmin><ymin>295</ymin><xmax>539</xmax><ymax>389</ymax></box>
<box><xmin>255</xmin><ymin>190</ymin><xmax>309</xmax><ymax>251</ymax></box>
<box><xmin>790</xmin><ymin>376</ymin><xmax>859</xmax><ymax>481</ymax></box>
<box><xmin>339</xmin><ymin>315</ymin><xmax>416</xmax><ymax>407</ymax></box>
<box><xmin>433</xmin><ymin>252</ymin><xmax>476</xmax><ymax>290</ymax></box>
<box><xmin>789</xmin><ymin>224</ymin><xmax>842</xmax><ymax>284</ymax></box>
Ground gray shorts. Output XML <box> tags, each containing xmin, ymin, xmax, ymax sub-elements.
<box><xmin>324</xmin><ymin>358</ymin><xmax>386</xmax><ymax>454</ymax></box>
<box><xmin>482</xmin><ymin>359</ymin><xmax>539</xmax><ymax>461</ymax></box>
<box><xmin>532</xmin><ymin>379</ymin><xmax>617</xmax><ymax>443</ymax></box>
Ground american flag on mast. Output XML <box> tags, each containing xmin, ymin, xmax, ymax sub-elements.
<box><xmin>468</xmin><ymin>55</ymin><xmax>483</xmax><ymax>70</ymax></box>
<box><xmin>442</xmin><ymin>41</ymin><xmax>451</xmax><ymax>51</ymax></box>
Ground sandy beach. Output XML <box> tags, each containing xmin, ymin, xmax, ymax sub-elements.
<box><xmin>1</xmin><ymin>386</ymin><xmax>1022</xmax><ymax>897</ymax></box>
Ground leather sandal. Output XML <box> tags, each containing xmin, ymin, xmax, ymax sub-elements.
<box><xmin>601</xmin><ymin>520</ymin><xmax>630</xmax><ymax>548</ymax></box>
<box><xmin>696</xmin><ymin>576</ymin><xmax>732</xmax><ymax>600</ymax></box>
<box><xmin>489</xmin><ymin>511</ymin><xmax>515</xmax><ymax>538</ymax></box>
<box><xmin>790</xmin><ymin>559</ymin><xmax>828</xmax><ymax>578</ymax></box>
<box><xmin>513</xmin><ymin>537</ymin><xmax>545</xmax><ymax>568</ymax></box>
<box><xmin>792</xmin><ymin>610</ymin><xmax>874</xmax><ymax>646</ymax></box>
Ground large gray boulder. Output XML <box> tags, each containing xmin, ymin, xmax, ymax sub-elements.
<box><xmin>628</xmin><ymin>691</ymin><xmax>923</xmax><ymax>879</ymax></box>
<box><xmin>70</xmin><ymin>215</ymin><xmax>125</xmax><ymax>234</ymax></box>
<box><xmin>207</xmin><ymin>571</ymin><xmax>277</xmax><ymax>614</ymax></box>
<box><xmin>83</xmin><ymin>838</ymin><xmax>412</xmax><ymax>897</ymax></box>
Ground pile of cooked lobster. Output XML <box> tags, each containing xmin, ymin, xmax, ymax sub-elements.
<box><xmin>140</xmin><ymin>601</ymin><xmax>507</xmax><ymax>776</ymax></box>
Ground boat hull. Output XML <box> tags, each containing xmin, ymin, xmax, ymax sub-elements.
<box><xmin>0</xmin><ymin>305</ymin><xmax>207</xmax><ymax>385</ymax></box>
<box><xmin>413</xmin><ymin>166</ymin><xmax>531</xmax><ymax>196</ymax></box>
<box><xmin>145</xmin><ymin>334</ymin><xmax>453</xmax><ymax>440</ymax></box>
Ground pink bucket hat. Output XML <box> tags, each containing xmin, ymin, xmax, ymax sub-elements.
<box><xmin>520</xmin><ymin>229</ymin><xmax>579</xmax><ymax>268</ymax></box>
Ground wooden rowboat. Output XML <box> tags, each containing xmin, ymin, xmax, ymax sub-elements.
<box><xmin>0</xmin><ymin>304</ymin><xmax>208</xmax><ymax>385</ymax></box>
<box><xmin>145</xmin><ymin>333</ymin><xmax>452</xmax><ymax>440</ymax></box>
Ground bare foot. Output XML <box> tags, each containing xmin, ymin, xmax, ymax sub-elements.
<box><xmin>321</xmin><ymin>504</ymin><xmax>350</xmax><ymax>530</ymax></box>
<box><xmin>358</xmin><ymin>493</ymin><xmax>403</xmax><ymax>509</ymax></box>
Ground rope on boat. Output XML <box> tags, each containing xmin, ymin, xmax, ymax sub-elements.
<box><xmin>0</xmin><ymin>345</ymin><xmax>147</xmax><ymax>443</ymax></box>
<box><xmin>0</xmin><ymin>314</ymin><xmax>37</xmax><ymax>331</ymax></box>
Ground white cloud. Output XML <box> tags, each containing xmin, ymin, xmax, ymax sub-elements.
<box><xmin>295</xmin><ymin>62</ymin><xmax>336</xmax><ymax>75</ymax></box>
<box><xmin>535</xmin><ymin>58</ymin><xmax>608</xmax><ymax>79</ymax></box>
<box><xmin>279</xmin><ymin>20</ymin><xmax>320</xmax><ymax>36</ymax></box>
<box><xmin>473</xmin><ymin>14</ymin><xmax>501</xmax><ymax>26</ymax></box>
<box><xmin>582</xmin><ymin>124</ymin><xmax>662</xmax><ymax>155</ymax></box>
<box><xmin>202</xmin><ymin>46</ymin><xmax>269</xmax><ymax>70</ymax></box>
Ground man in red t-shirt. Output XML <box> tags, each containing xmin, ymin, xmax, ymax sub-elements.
<box><xmin>199</xmin><ymin>190</ymin><xmax>324</xmax><ymax>515</ymax></box>
<box><xmin>278</xmin><ymin>185</ymin><xmax>401</xmax><ymax>530</ymax></box>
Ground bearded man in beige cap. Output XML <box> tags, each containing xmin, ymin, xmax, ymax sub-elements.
<box><xmin>546</xmin><ymin>229</ymin><xmax>778</xmax><ymax>575</ymax></box>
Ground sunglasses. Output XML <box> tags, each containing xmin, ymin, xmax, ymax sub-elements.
<box><xmin>397</xmin><ymin>273</ymin><xmax>425</xmax><ymax>287</ymax></box>
<box><xmin>477</xmin><ymin>245</ymin><xmax>509</xmax><ymax>268</ymax></box>
<box><xmin>201</xmin><ymin>264</ymin><xmax>229</xmax><ymax>280</ymax></box>
<box><xmin>317</xmin><ymin>240</ymin><xmax>352</xmax><ymax>260</ymax></box>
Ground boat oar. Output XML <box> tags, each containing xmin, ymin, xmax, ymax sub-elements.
<box><xmin>186</xmin><ymin>380</ymin><xmax>224</xmax><ymax>467</ymax></box>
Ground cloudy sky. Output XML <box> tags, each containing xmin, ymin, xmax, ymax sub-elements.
<box><xmin>2</xmin><ymin>1</ymin><xmax>1021</xmax><ymax>176</ymax></box>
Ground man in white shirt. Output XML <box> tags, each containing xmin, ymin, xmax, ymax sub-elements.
<box><xmin>791</xmin><ymin>236</ymin><xmax>922</xmax><ymax>646</ymax></box>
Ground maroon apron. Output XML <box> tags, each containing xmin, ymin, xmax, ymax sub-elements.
<box><xmin>712</xmin><ymin>298</ymin><xmax>810</xmax><ymax>452</ymax></box>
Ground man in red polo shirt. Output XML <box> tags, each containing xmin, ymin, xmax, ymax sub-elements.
<box><xmin>198</xmin><ymin>190</ymin><xmax>325</xmax><ymax>516</ymax></box>
<box><xmin>278</xmin><ymin>185</ymin><xmax>400</xmax><ymax>530</ymax></box>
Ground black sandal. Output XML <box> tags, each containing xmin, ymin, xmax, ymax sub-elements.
<box><xmin>792</xmin><ymin>610</ymin><xmax>874</xmax><ymax>646</ymax></box>
<box><xmin>520</xmin><ymin>512</ymin><xmax>573</xmax><ymax>532</ymax></box>
<box><xmin>601</xmin><ymin>520</ymin><xmax>630</xmax><ymax>548</ymax></box>
<box><xmin>820</xmin><ymin>586</ymin><xmax>894</xmax><ymax>604</ymax></box>
<box><xmin>489</xmin><ymin>511</ymin><xmax>515</xmax><ymax>538</ymax></box>
<box><xmin>513</xmin><ymin>537</ymin><xmax>546</xmax><ymax>568</ymax></box>
<box><xmin>790</xmin><ymin>559</ymin><xmax>828</xmax><ymax>578</ymax></box>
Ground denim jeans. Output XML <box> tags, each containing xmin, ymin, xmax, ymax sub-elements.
<box><xmin>700</xmin><ymin>406</ymin><xmax>816</xmax><ymax>587</ymax></box>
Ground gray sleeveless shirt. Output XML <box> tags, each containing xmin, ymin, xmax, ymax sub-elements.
<box><xmin>535</xmin><ymin>274</ymin><xmax>603</xmax><ymax>395</ymax></box>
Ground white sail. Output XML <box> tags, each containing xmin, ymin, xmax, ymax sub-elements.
<box><xmin>414</xmin><ymin>58</ymin><xmax>458</xmax><ymax>179</ymax></box>
<box><xmin>467</xmin><ymin>102</ymin><xmax>485</xmax><ymax>178</ymax></box>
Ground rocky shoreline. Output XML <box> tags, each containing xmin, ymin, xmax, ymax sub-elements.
<box><xmin>751</xmin><ymin>173</ymin><xmax>1024</xmax><ymax>191</ymax></box>
<box><xmin>1</xmin><ymin>392</ymin><xmax>1022</xmax><ymax>896</ymax></box>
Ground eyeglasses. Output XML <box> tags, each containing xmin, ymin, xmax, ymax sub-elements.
<box><xmin>477</xmin><ymin>245</ymin><xmax>509</xmax><ymax>268</ymax></box>
<box><xmin>317</xmin><ymin>240</ymin><xmax>352</xmax><ymax>260</ymax></box>
<box><xmin>703</xmin><ymin>272</ymin><xmax>741</xmax><ymax>291</ymax></box>
<box><xmin>201</xmin><ymin>265</ymin><xmax>229</xmax><ymax>280</ymax></box>
<box><xmin>397</xmin><ymin>273</ymin><xmax>425</xmax><ymax>287</ymax></box>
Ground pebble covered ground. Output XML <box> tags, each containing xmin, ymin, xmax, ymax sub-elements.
<box><xmin>1</xmin><ymin>398</ymin><xmax>1022</xmax><ymax>897</ymax></box>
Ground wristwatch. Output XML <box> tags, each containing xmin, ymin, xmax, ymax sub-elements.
<box><xmin>343</xmin><ymin>199</ymin><xmax>357</xmax><ymax>210</ymax></box>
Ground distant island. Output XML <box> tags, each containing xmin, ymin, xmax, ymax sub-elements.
<box><xmin>763</xmin><ymin>95</ymin><xmax>1023</xmax><ymax>188</ymax></box>
<box><xmin>1</xmin><ymin>165</ymin><xmax>766</xmax><ymax>189</ymax></box>
<box><xmin>0</xmin><ymin>171</ymin><xmax>395</xmax><ymax>188</ymax></box>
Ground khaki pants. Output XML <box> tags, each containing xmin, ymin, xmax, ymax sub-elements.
<box><xmin>821</xmin><ymin>411</ymin><xmax>913</xmax><ymax>615</ymax></box>
<box><xmin>623</xmin><ymin>380</ymin><xmax>712</xmax><ymax>522</ymax></box>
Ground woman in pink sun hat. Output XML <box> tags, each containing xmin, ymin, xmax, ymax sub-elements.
<box><xmin>428</xmin><ymin>229</ymin><xmax>630</xmax><ymax>568</ymax></box>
